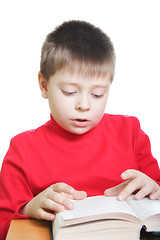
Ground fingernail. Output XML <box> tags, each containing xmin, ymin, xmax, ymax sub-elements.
<box><xmin>118</xmin><ymin>195</ymin><xmax>124</xmax><ymax>201</ymax></box>
<box><xmin>67</xmin><ymin>203</ymin><xmax>74</xmax><ymax>210</ymax></box>
<box><xmin>135</xmin><ymin>194</ymin><xmax>141</xmax><ymax>200</ymax></box>
<box><xmin>69</xmin><ymin>188</ymin><xmax>75</xmax><ymax>194</ymax></box>
<box><xmin>150</xmin><ymin>195</ymin><xmax>156</xmax><ymax>200</ymax></box>
<box><xmin>57</xmin><ymin>205</ymin><xmax>65</xmax><ymax>212</ymax></box>
<box><xmin>121</xmin><ymin>173</ymin><xmax>127</xmax><ymax>180</ymax></box>
<box><xmin>49</xmin><ymin>215</ymin><xmax>55</xmax><ymax>220</ymax></box>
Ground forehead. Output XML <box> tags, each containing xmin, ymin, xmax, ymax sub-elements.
<box><xmin>50</xmin><ymin>68</ymin><xmax>111</xmax><ymax>88</ymax></box>
<box><xmin>51</xmin><ymin>51</ymin><xmax>114</xmax><ymax>81</ymax></box>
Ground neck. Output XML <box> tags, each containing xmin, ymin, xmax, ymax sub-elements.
<box><xmin>48</xmin><ymin>114</ymin><xmax>104</xmax><ymax>142</ymax></box>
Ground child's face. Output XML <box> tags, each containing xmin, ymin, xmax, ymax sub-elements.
<box><xmin>40</xmin><ymin>70</ymin><xmax>111</xmax><ymax>135</ymax></box>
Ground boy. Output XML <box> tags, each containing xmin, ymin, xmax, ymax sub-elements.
<box><xmin>0</xmin><ymin>20</ymin><xmax>160</xmax><ymax>239</ymax></box>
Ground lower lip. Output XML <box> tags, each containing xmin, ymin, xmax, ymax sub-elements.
<box><xmin>72</xmin><ymin>119</ymin><xmax>90</xmax><ymax>127</ymax></box>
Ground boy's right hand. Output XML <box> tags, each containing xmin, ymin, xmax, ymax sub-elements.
<box><xmin>21</xmin><ymin>182</ymin><xmax>87</xmax><ymax>221</ymax></box>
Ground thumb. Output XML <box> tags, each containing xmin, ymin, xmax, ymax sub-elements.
<box><xmin>121</xmin><ymin>169</ymin><xmax>138</xmax><ymax>181</ymax></box>
<box><xmin>104</xmin><ymin>182</ymin><xmax>127</xmax><ymax>197</ymax></box>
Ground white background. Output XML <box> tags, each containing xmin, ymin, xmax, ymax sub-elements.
<box><xmin>0</xmin><ymin>0</ymin><xmax>159</xmax><ymax>167</ymax></box>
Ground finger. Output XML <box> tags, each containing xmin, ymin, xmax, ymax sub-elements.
<box><xmin>62</xmin><ymin>190</ymin><xmax>87</xmax><ymax>200</ymax></box>
<box><xmin>134</xmin><ymin>181</ymin><xmax>157</xmax><ymax>200</ymax></box>
<box><xmin>118</xmin><ymin>178</ymin><xmax>141</xmax><ymax>201</ymax></box>
<box><xmin>49</xmin><ymin>191</ymin><xmax>74</xmax><ymax>210</ymax></box>
<box><xmin>150</xmin><ymin>190</ymin><xmax>160</xmax><ymax>200</ymax></box>
<box><xmin>73</xmin><ymin>190</ymin><xmax>87</xmax><ymax>200</ymax></box>
<box><xmin>42</xmin><ymin>198</ymin><xmax>65</xmax><ymax>212</ymax></box>
<box><xmin>149</xmin><ymin>187</ymin><xmax>160</xmax><ymax>200</ymax></box>
<box><xmin>37</xmin><ymin>208</ymin><xmax>55</xmax><ymax>221</ymax></box>
<box><xmin>121</xmin><ymin>169</ymin><xmax>139</xmax><ymax>181</ymax></box>
<box><xmin>52</xmin><ymin>183</ymin><xmax>75</xmax><ymax>195</ymax></box>
<box><xmin>104</xmin><ymin>181</ymin><xmax>129</xmax><ymax>197</ymax></box>
<box><xmin>60</xmin><ymin>192</ymin><xmax>75</xmax><ymax>199</ymax></box>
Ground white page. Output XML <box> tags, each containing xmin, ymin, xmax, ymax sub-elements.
<box><xmin>126</xmin><ymin>196</ymin><xmax>160</xmax><ymax>221</ymax></box>
<box><xmin>59</xmin><ymin>196</ymin><xmax>137</xmax><ymax>220</ymax></box>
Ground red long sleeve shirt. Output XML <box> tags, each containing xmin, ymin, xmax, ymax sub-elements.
<box><xmin>0</xmin><ymin>114</ymin><xmax>160</xmax><ymax>239</ymax></box>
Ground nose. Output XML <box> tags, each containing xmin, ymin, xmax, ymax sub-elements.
<box><xmin>75</xmin><ymin>94</ymin><xmax>90</xmax><ymax>111</ymax></box>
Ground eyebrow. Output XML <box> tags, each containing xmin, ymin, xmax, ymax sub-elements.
<box><xmin>60</xmin><ymin>82</ymin><xmax>110</xmax><ymax>88</ymax></box>
<box><xmin>91</xmin><ymin>84</ymin><xmax>109</xmax><ymax>89</ymax></box>
<box><xmin>60</xmin><ymin>82</ymin><xmax>79</xmax><ymax>86</ymax></box>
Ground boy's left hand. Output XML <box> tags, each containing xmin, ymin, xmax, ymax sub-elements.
<box><xmin>104</xmin><ymin>169</ymin><xmax>160</xmax><ymax>201</ymax></box>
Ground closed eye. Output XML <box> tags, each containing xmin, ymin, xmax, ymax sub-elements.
<box><xmin>62</xmin><ymin>90</ymin><xmax>76</xmax><ymax>96</ymax></box>
<box><xmin>91</xmin><ymin>93</ymin><xmax>104</xmax><ymax>99</ymax></box>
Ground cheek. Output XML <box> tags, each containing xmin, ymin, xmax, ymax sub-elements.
<box><xmin>59</xmin><ymin>97</ymin><xmax>75</xmax><ymax>110</ymax></box>
<box><xmin>93</xmin><ymin>105</ymin><xmax>106</xmax><ymax>118</ymax></box>
<box><xmin>92</xmin><ymin>99</ymin><xmax>108</xmax><ymax>122</ymax></box>
<box><xmin>93</xmin><ymin>98</ymin><xmax>108</xmax><ymax>112</ymax></box>
<box><xmin>50</xmin><ymin>96</ymin><xmax>74</xmax><ymax>117</ymax></box>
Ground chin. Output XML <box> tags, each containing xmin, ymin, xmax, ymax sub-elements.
<box><xmin>70</xmin><ymin>127</ymin><xmax>92</xmax><ymax>135</ymax></box>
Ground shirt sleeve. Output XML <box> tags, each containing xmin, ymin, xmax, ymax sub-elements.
<box><xmin>133</xmin><ymin>118</ymin><xmax>160</xmax><ymax>185</ymax></box>
<box><xmin>0</xmin><ymin>138</ymin><xmax>32</xmax><ymax>240</ymax></box>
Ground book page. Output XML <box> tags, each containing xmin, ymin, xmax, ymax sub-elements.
<box><xmin>126</xmin><ymin>196</ymin><xmax>160</xmax><ymax>221</ymax></box>
<box><xmin>59</xmin><ymin>195</ymin><xmax>137</xmax><ymax>221</ymax></box>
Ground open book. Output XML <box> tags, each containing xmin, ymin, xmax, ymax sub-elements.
<box><xmin>52</xmin><ymin>195</ymin><xmax>160</xmax><ymax>240</ymax></box>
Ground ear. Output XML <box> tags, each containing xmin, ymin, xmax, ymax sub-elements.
<box><xmin>38</xmin><ymin>72</ymin><xmax>48</xmax><ymax>99</ymax></box>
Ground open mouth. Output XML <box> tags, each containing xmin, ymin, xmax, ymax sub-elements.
<box><xmin>76</xmin><ymin>119</ymin><xmax>87</xmax><ymax>122</ymax></box>
<box><xmin>72</xmin><ymin>119</ymin><xmax>90</xmax><ymax>127</ymax></box>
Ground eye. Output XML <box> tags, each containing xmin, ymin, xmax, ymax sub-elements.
<box><xmin>62</xmin><ymin>90</ymin><xmax>76</xmax><ymax>96</ymax></box>
<box><xmin>91</xmin><ymin>93</ymin><xmax>104</xmax><ymax>99</ymax></box>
